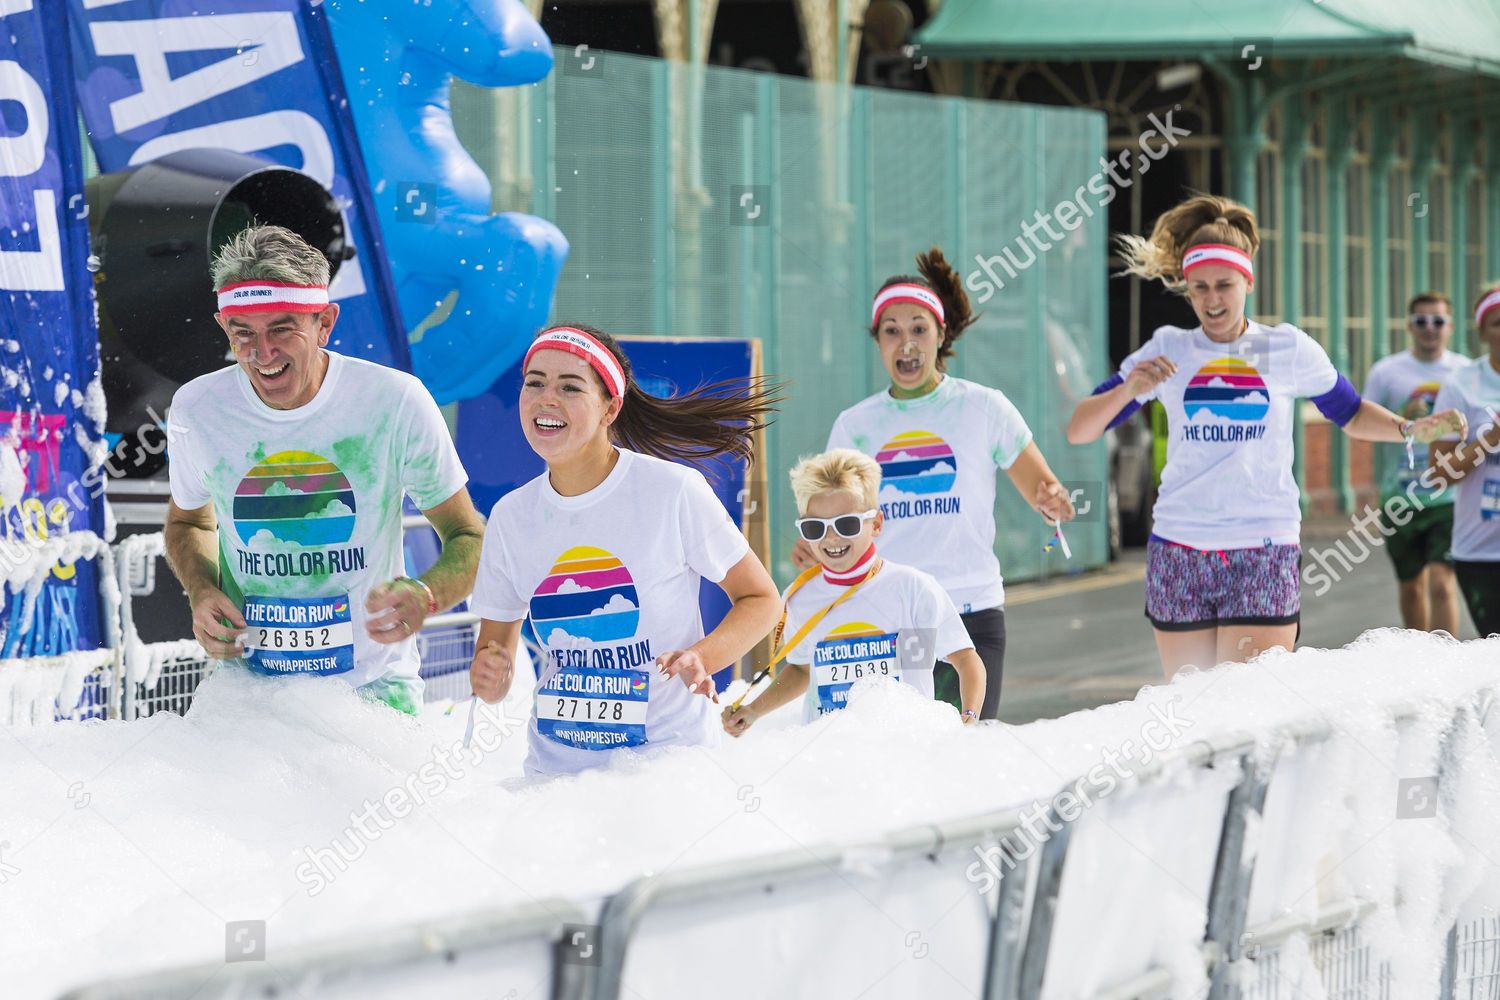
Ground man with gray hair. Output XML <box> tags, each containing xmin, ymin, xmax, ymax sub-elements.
<box><xmin>163</xmin><ymin>225</ymin><xmax>485</xmax><ymax>714</ymax></box>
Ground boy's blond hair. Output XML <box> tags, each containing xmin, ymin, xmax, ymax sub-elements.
<box><xmin>789</xmin><ymin>449</ymin><xmax>881</xmax><ymax>514</ymax></box>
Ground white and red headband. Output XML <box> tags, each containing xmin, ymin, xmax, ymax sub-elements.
<box><xmin>523</xmin><ymin>327</ymin><xmax>626</xmax><ymax>398</ymax></box>
<box><xmin>1476</xmin><ymin>290</ymin><xmax>1500</xmax><ymax>329</ymax></box>
<box><xmin>1181</xmin><ymin>243</ymin><xmax>1254</xmax><ymax>284</ymax></box>
<box><xmin>871</xmin><ymin>283</ymin><xmax>945</xmax><ymax>326</ymax></box>
<box><xmin>216</xmin><ymin>280</ymin><xmax>329</xmax><ymax>316</ymax></box>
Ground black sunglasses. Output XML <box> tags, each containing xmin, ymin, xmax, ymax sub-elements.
<box><xmin>1411</xmin><ymin>314</ymin><xmax>1449</xmax><ymax>330</ymax></box>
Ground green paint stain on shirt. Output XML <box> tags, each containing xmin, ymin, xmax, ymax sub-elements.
<box><xmin>358</xmin><ymin>676</ymin><xmax>421</xmax><ymax>716</ymax></box>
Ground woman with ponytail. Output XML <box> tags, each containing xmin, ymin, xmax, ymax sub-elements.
<box><xmin>468</xmin><ymin>324</ymin><xmax>783</xmax><ymax>776</ymax></box>
<box><xmin>796</xmin><ymin>248</ymin><xmax>1076</xmax><ymax>719</ymax></box>
<box><xmin>1068</xmin><ymin>195</ymin><xmax>1466</xmax><ymax>677</ymax></box>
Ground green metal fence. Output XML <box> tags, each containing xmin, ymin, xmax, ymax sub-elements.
<box><xmin>453</xmin><ymin>52</ymin><xmax>1110</xmax><ymax>584</ymax></box>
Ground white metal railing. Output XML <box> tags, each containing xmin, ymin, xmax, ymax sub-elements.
<box><xmin>51</xmin><ymin>688</ymin><xmax>1499</xmax><ymax>1000</ymax></box>
<box><xmin>0</xmin><ymin>531</ymin><xmax>482</xmax><ymax>726</ymax></box>
<box><xmin>10</xmin><ymin>535</ymin><xmax>1500</xmax><ymax>999</ymax></box>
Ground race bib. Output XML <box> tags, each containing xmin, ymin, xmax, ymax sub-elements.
<box><xmin>811</xmin><ymin>629</ymin><xmax>900</xmax><ymax>715</ymax></box>
<box><xmin>1483</xmin><ymin>480</ymin><xmax>1500</xmax><ymax>521</ymax></box>
<box><xmin>536</xmin><ymin>666</ymin><xmax>650</xmax><ymax>750</ymax></box>
<box><xmin>242</xmin><ymin>594</ymin><xmax>355</xmax><ymax>676</ymax></box>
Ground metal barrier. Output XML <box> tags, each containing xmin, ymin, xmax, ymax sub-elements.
<box><xmin>0</xmin><ymin>537</ymin><xmax>120</xmax><ymax>726</ymax></box>
<box><xmin>13</xmin><ymin>534</ymin><xmax>1500</xmax><ymax>997</ymax></box>
<box><xmin>592</xmin><ymin>808</ymin><xmax>1030</xmax><ymax>1000</ymax></box>
<box><xmin>56</xmin><ymin>899</ymin><xmax>592</xmax><ymax>1000</ymax></box>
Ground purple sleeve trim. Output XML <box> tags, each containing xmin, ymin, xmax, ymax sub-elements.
<box><xmin>1092</xmin><ymin>372</ymin><xmax>1141</xmax><ymax>429</ymax></box>
<box><xmin>1311</xmin><ymin>372</ymin><xmax>1361</xmax><ymax>427</ymax></box>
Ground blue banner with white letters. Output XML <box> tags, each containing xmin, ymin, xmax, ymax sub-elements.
<box><xmin>65</xmin><ymin>0</ymin><xmax>408</xmax><ymax>371</ymax></box>
<box><xmin>0</xmin><ymin>0</ymin><xmax>105</xmax><ymax>661</ymax></box>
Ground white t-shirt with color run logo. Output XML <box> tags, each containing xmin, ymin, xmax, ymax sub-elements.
<box><xmin>779</xmin><ymin>560</ymin><xmax>972</xmax><ymax>722</ymax></box>
<box><xmin>1363</xmin><ymin>349</ymin><xmax>1468</xmax><ymax>505</ymax></box>
<box><xmin>826</xmin><ymin>376</ymin><xmax>1033</xmax><ymax>614</ymax></box>
<box><xmin>1119</xmin><ymin>322</ymin><xmax>1341</xmax><ymax>550</ymax></box>
<box><xmin>167</xmin><ymin>351</ymin><xmax>468</xmax><ymax>712</ymax></box>
<box><xmin>469</xmin><ymin>448</ymin><xmax>750</xmax><ymax>776</ymax></box>
<box><xmin>1432</xmin><ymin>358</ymin><xmax>1500</xmax><ymax>561</ymax></box>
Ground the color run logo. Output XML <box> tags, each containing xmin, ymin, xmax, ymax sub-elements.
<box><xmin>876</xmin><ymin>430</ymin><xmax>961</xmax><ymax>520</ymax></box>
<box><xmin>530</xmin><ymin>546</ymin><xmax>653</xmax><ymax>671</ymax></box>
<box><xmin>1182</xmin><ymin>359</ymin><xmax>1269</xmax><ymax>443</ymax></box>
<box><xmin>232</xmin><ymin>451</ymin><xmax>365</xmax><ymax>577</ymax></box>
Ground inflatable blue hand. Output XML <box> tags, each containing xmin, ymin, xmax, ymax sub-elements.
<box><xmin>325</xmin><ymin>0</ymin><xmax>568</xmax><ymax>403</ymax></box>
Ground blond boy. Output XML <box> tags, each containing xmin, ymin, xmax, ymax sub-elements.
<box><xmin>723</xmin><ymin>449</ymin><xmax>984</xmax><ymax>734</ymax></box>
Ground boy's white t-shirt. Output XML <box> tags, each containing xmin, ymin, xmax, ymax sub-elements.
<box><xmin>470</xmin><ymin>448</ymin><xmax>750</xmax><ymax>776</ymax></box>
<box><xmin>1363</xmin><ymin>349</ymin><xmax>1468</xmax><ymax>505</ymax></box>
<box><xmin>1432</xmin><ymin>358</ymin><xmax>1500</xmax><ymax>561</ymax></box>
<box><xmin>166</xmin><ymin>351</ymin><xmax>468</xmax><ymax>710</ymax></box>
<box><xmin>1118</xmin><ymin>322</ymin><xmax>1341</xmax><ymax>550</ymax></box>
<box><xmin>779</xmin><ymin>560</ymin><xmax>972</xmax><ymax>722</ymax></box>
<box><xmin>826</xmin><ymin>376</ymin><xmax>1033</xmax><ymax>614</ymax></box>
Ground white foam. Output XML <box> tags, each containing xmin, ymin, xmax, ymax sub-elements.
<box><xmin>0</xmin><ymin>631</ymin><xmax>1495</xmax><ymax>998</ymax></box>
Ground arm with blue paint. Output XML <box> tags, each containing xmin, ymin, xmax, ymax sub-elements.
<box><xmin>1067</xmin><ymin>357</ymin><xmax>1177</xmax><ymax>444</ymax></box>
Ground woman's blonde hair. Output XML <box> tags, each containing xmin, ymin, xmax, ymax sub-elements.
<box><xmin>1116</xmin><ymin>194</ymin><xmax>1259</xmax><ymax>292</ymax></box>
<box><xmin>789</xmin><ymin>449</ymin><xmax>881</xmax><ymax>515</ymax></box>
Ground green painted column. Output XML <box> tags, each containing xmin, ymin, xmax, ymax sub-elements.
<box><xmin>1410</xmin><ymin>115</ymin><xmax>1437</xmax><ymax>294</ymax></box>
<box><xmin>1450</xmin><ymin>123</ymin><xmax>1476</xmax><ymax>355</ymax></box>
<box><xmin>1326</xmin><ymin>104</ymin><xmax>1354</xmax><ymax>513</ymax></box>
<box><xmin>1369</xmin><ymin>118</ymin><xmax>1397</xmax><ymax>363</ymax></box>
<box><xmin>1218</xmin><ymin>73</ymin><xmax>1267</xmax><ymax>212</ymax></box>
<box><xmin>1488</xmin><ymin>131</ymin><xmax>1500</xmax><ymax>302</ymax></box>
<box><xmin>1281</xmin><ymin>94</ymin><xmax>1309</xmax><ymax>511</ymax></box>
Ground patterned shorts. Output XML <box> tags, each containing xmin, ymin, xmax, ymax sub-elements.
<box><xmin>1146</xmin><ymin>536</ymin><xmax>1301</xmax><ymax>630</ymax></box>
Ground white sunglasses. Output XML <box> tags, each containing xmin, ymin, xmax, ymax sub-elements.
<box><xmin>796</xmin><ymin>510</ymin><xmax>878</xmax><ymax>541</ymax></box>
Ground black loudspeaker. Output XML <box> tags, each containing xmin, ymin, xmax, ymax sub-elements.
<box><xmin>85</xmin><ymin>149</ymin><xmax>348</xmax><ymax>477</ymax></box>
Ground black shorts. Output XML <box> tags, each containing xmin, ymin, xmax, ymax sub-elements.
<box><xmin>1454</xmin><ymin>560</ymin><xmax>1500</xmax><ymax>637</ymax></box>
<box><xmin>1380</xmin><ymin>503</ymin><xmax>1454</xmax><ymax>582</ymax></box>
<box><xmin>933</xmin><ymin>606</ymin><xmax>1006</xmax><ymax>720</ymax></box>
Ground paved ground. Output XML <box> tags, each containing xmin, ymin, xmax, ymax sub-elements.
<box><xmin>998</xmin><ymin>516</ymin><xmax>1479</xmax><ymax>724</ymax></box>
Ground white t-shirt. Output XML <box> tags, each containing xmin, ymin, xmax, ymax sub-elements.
<box><xmin>1432</xmin><ymin>358</ymin><xmax>1500</xmax><ymax>561</ymax></box>
<box><xmin>470</xmin><ymin>448</ymin><xmax>750</xmax><ymax>776</ymax></box>
<box><xmin>1363</xmin><ymin>350</ymin><xmax>1467</xmax><ymax>505</ymax></box>
<box><xmin>167</xmin><ymin>351</ymin><xmax>468</xmax><ymax>709</ymax></box>
<box><xmin>780</xmin><ymin>560</ymin><xmax>972</xmax><ymax>722</ymax></box>
<box><xmin>826</xmin><ymin>376</ymin><xmax>1033</xmax><ymax>613</ymax></box>
<box><xmin>1119</xmin><ymin>322</ymin><xmax>1341</xmax><ymax>550</ymax></box>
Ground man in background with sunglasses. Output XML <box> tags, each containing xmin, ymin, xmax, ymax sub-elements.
<box><xmin>1362</xmin><ymin>291</ymin><xmax>1469</xmax><ymax>634</ymax></box>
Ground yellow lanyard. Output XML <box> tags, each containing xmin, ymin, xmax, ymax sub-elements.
<box><xmin>730</xmin><ymin>558</ymin><xmax>882</xmax><ymax>710</ymax></box>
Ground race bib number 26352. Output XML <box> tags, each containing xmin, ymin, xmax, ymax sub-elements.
<box><xmin>242</xmin><ymin>594</ymin><xmax>355</xmax><ymax>676</ymax></box>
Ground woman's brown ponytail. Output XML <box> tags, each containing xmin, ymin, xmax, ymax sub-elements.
<box><xmin>536</xmin><ymin>323</ymin><xmax>783</xmax><ymax>465</ymax></box>
<box><xmin>870</xmin><ymin>246</ymin><xmax>980</xmax><ymax>368</ymax></box>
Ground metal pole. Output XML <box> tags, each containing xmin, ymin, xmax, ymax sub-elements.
<box><xmin>1326</xmin><ymin>100</ymin><xmax>1354</xmax><ymax>514</ymax></box>
<box><xmin>1205</xmin><ymin>749</ymin><xmax>1276</xmax><ymax>1000</ymax></box>
<box><xmin>1281</xmin><ymin>94</ymin><xmax>1309</xmax><ymax>513</ymax></box>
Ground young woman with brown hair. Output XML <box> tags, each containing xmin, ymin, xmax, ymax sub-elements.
<box><xmin>468</xmin><ymin>324</ymin><xmax>784</xmax><ymax>776</ymax></box>
<box><xmin>1068</xmin><ymin>195</ymin><xmax>1466</xmax><ymax>677</ymax></box>
<box><xmin>795</xmin><ymin>248</ymin><xmax>1077</xmax><ymax>719</ymax></box>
